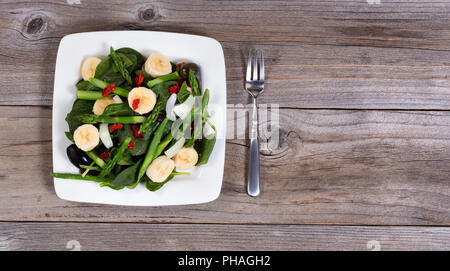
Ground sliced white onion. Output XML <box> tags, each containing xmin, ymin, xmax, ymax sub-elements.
<box><xmin>112</xmin><ymin>95</ymin><xmax>123</xmax><ymax>103</ymax></box>
<box><xmin>173</xmin><ymin>95</ymin><xmax>194</xmax><ymax>120</ymax></box>
<box><xmin>99</xmin><ymin>123</ymin><xmax>113</xmax><ymax>149</ymax></box>
<box><xmin>166</xmin><ymin>93</ymin><xmax>177</xmax><ymax>121</ymax></box>
<box><xmin>203</xmin><ymin>121</ymin><xmax>216</xmax><ymax>139</ymax></box>
<box><xmin>164</xmin><ymin>137</ymin><xmax>185</xmax><ymax>158</ymax></box>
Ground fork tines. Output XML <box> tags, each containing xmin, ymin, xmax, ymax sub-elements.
<box><xmin>246</xmin><ymin>49</ymin><xmax>264</xmax><ymax>82</ymax></box>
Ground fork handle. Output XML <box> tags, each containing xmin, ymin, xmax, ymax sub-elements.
<box><xmin>247</xmin><ymin>97</ymin><xmax>260</xmax><ymax>197</ymax></box>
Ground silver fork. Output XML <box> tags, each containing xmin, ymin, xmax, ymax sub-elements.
<box><xmin>245</xmin><ymin>49</ymin><xmax>264</xmax><ymax>197</ymax></box>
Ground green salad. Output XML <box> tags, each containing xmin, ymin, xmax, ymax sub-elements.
<box><xmin>52</xmin><ymin>46</ymin><xmax>216</xmax><ymax>191</ymax></box>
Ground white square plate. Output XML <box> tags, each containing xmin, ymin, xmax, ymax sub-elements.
<box><xmin>52</xmin><ymin>31</ymin><xmax>226</xmax><ymax>206</ymax></box>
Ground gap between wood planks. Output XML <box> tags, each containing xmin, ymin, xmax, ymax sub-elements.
<box><xmin>1</xmin><ymin>219</ymin><xmax>450</xmax><ymax>227</ymax></box>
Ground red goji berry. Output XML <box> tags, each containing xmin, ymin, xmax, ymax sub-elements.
<box><xmin>102</xmin><ymin>83</ymin><xmax>116</xmax><ymax>97</ymax></box>
<box><xmin>132</xmin><ymin>125</ymin><xmax>144</xmax><ymax>138</ymax></box>
<box><xmin>134</xmin><ymin>72</ymin><xmax>144</xmax><ymax>87</ymax></box>
<box><xmin>132</xmin><ymin>99</ymin><xmax>140</xmax><ymax>110</ymax></box>
<box><xmin>99</xmin><ymin>152</ymin><xmax>110</xmax><ymax>160</ymax></box>
<box><xmin>168</xmin><ymin>84</ymin><xmax>180</xmax><ymax>94</ymax></box>
<box><xmin>127</xmin><ymin>140</ymin><xmax>134</xmax><ymax>150</ymax></box>
<box><xmin>109</xmin><ymin>123</ymin><xmax>123</xmax><ymax>133</ymax></box>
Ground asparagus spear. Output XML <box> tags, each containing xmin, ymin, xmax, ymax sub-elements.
<box><xmin>85</xmin><ymin>151</ymin><xmax>106</xmax><ymax>168</ymax></box>
<box><xmin>77</xmin><ymin>90</ymin><xmax>103</xmax><ymax>100</ymax></box>
<box><xmin>75</xmin><ymin>114</ymin><xmax>146</xmax><ymax>124</ymax></box>
<box><xmin>138</xmin><ymin>118</ymin><xmax>169</xmax><ymax>180</ymax></box>
<box><xmin>98</xmin><ymin>137</ymin><xmax>132</xmax><ymax>178</ymax></box>
<box><xmin>138</xmin><ymin>99</ymin><xmax>164</xmax><ymax>133</ymax></box>
<box><xmin>88</xmin><ymin>78</ymin><xmax>130</xmax><ymax>97</ymax></box>
<box><xmin>188</xmin><ymin>69</ymin><xmax>201</xmax><ymax>96</ymax></box>
<box><xmin>51</xmin><ymin>173</ymin><xmax>112</xmax><ymax>183</ymax></box>
<box><xmin>154</xmin><ymin>109</ymin><xmax>196</xmax><ymax>157</ymax></box>
<box><xmin>147</xmin><ymin>72</ymin><xmax>179</xmax><ymax>88</ymax></box>
<box><xmin>110</xmin><ymin>46</ymin><xmax>133</xmax><ymax>85</ymax></box>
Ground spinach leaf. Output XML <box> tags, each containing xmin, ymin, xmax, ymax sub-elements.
<box><xmin>177</xmin><ymin>81</ymin><xmax>190</xmax><ymax>103</ymax></box>
<box><xmin>117</xmin><ymin>124</ymin><xmax>154</xmax><ymax>156</ymax></box>
<box><xmin>65</xmin><ymin>131</ymin><xmax>74</xmax><ymax>142</ymax></box>
<box><xmin>119</xmin><ymin>53</ymin><xmax>137</xmax><ymax>73</ymax></box>
<box><xmin>101</xmin><ymin>103</ymin><xmax>139</xmax><ymax>117</ymax></box>
<box><xmin>117</xmin><ymin>151</ymin><xmax>135</xmax><ymax>166</ymax></box>
<box><xmin>118</xmin><ymin>53</ymin><xmax>133</xmax><ymax>69</ymax></box>
<box><xmin>94</xmin><ymin>56</ymin><xmax>125</xmax><ymax>85</ymax></box>
<box><xmin>100</xmin><ymin>182</ymin><xmax>124</xmax><ymax>190</ymax></box>
<box><xmin>152</xmin><ymin>80</ymin><xmax>177</xmax><ymax>102</ymax></box>
<box><xmin>116</xmin><ymin>47</ymin><xmax>145</xmax><ymax>69</ymax></box>
<box><xmin>76</xmin><ymin>80</ymin><xmax>101</xmax><ymax>91</ymax></box>
<box><xmin>65</xmin><ymin>99</ymin><xmax>95</xmax><ymax>133</ymax></box>
<box><xmin>195</xmin><ymin>134</ymin><xmax>216</xmax><ymax>166</ymax></box>
<box><xmin>111</xmin><ymin>159</ymin><xmax>142</xmax><ymax>187</ymax></box>
<box><xmin>144</xmin><ymin>174</ymin><xmax>174</xmax><ymax>192</ymax></box>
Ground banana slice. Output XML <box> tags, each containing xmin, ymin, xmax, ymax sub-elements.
<box><xmin>73</xmin><ymin>124</ymin><xmax>100</xmax><ymax>152</ymax></box>
<box><xmin>127</xmin><ymin>87</ymin><xmax>157</xmax><ymax>114</ymax></box>
<box><xmin>172</xmin><ymin>147</ymin><xmax>198</xmax><ymax>170</ymax></box>
<box><xmin>146</xmin><ymin>155</ymin><xmax>175</xmax><ymax>183</ymax></box>
<box><xmin>92</xmin><ymin>97</ymin><xmax>116</xmax><ymax>116</ymax></box>
<box><xmin>144</xmin><ymin>52</ymin><xmax>172</xmax><ymax>78</ymax></box>
<box><xmin>80</xmin><ymin>57</ymin><xmax>102</xmax><ymax>81</ymax></box>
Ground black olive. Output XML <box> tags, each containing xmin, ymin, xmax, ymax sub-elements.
<box><xmin>67</xmin><ymin>144</ymin><xmax>92</xmax><ymax>169</ymax></box>
<box><xmin>178</xmin><ymin>63</ymin><xmax>200</xmax><ymax>80</ymax></box>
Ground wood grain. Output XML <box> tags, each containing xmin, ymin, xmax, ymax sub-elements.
<box><xmin>0</xmin><ymin>0</ymin><xmax>450</xmax><ymax>108</ymax></box>
<box><xmin>0</xmin><ymin>0</ymin><xmax>449</xmax><ymax>250</ymax></box>
<box><xmin>1</xmin><ymin>222</ymin><xmax>449</xmax><ymax>251</ymax></box>
<box><xmin>0</xmin><ymin>106</ymin><xmax>448</xmax><ymax>225</ymax></box>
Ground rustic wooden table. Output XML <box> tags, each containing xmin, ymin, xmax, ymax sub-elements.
<box><xmin>0</xmin><ymin>0</ymin><xmax>449</xmax><ymax>251</ymax></box>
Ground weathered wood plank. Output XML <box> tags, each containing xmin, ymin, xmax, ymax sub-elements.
<box><xmin>0</xmin><ymin>0</ymin><xmax>450</xmax><ymax>108</ymax></box>
<box><xmin>0</xmin><ymin>106</ymin><xmax>449</xmax><ymax>225</ymax></box>
<box><xmin>1</xmin><ymin>222</ymin><xmax>449</xmax><ymax>251</ymax></box>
